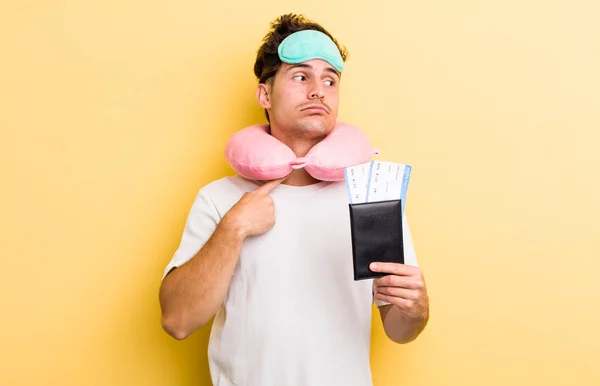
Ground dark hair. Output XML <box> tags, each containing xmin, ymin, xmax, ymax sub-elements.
<box><xmin>253</xmin><ymin>14</ymin><xmax>349</xmax><ymax>120</ymax></box>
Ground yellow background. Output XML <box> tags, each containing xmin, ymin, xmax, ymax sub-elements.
<box><xmin>1</xmin><ymin>1</ymin><xmax>599</xmax><ymax>385</ymax></box>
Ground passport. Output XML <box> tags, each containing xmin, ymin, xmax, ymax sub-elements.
<box><xmin>348</xmin><ymin>199</ymin><xmax>404</xmax><ymax>280</ymax></box>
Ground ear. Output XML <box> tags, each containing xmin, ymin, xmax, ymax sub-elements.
<box><xmin>256</xmin><ymin>83</ymin><xmax>272</xmax><ymax>109</ymax></box>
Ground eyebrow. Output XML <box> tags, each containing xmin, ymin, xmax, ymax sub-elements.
<box><xmin>286</xmin><ymin>63</ymin><xmax>341</xmax><ymax>78</ymax></box>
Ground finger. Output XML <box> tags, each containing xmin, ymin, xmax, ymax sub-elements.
<box><xmin>256</xmin><ymin>177</ymin><xmax>287</xmax><ymax>194</ymax></box>
<box><xmin>375</xmin><ymin>292</ymin><xmax>415</xmax><ymax>309</ymax></box>
<box><xmin>374</xmin><ymin>275</ymin><xmax>422</xmax><ymax>289</ymax></box>
<box><xmin>374</xmin><ymin>293</ymin><xmax>413</xmax><ymax>308</ymax></box>
<box><xmin>375</xmin><ymin>286</ymin><xmax>419</xmax><ymax>300</ymax></box>
<box><xmin>370</xmin><ymin>262</ymin><xmax>415</xmax><ymax>276</ymax></box>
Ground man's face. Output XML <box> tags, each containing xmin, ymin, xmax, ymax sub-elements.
<box><xmin>257</xmin><ymin>59</ymin><xmax>340</xmax><ymax>140</ymax></box>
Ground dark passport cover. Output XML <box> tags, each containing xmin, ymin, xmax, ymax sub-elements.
<box><xmin>349</xmin><ymin>199</ymin><xmax>404</xmax><ymax>280</ymax></box>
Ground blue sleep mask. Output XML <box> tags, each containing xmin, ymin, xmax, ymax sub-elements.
<box><xmin>277</xmin><ymin>30</ymin><xmax>344</xmax><ymax>73</ymax></box>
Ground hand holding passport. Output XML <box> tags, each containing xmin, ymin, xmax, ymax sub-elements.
<box><xmin>344</xmin><ymin>161</ymin><xmax>412</xmax><ymax>281</ymax></box>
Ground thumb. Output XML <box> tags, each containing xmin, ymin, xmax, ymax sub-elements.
<box><xmin>256</xmin><ymin>177</ymin><xmax>286</xmax><ymax>194</ymax></box>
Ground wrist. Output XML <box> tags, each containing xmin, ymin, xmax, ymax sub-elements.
<box><xmin>220</xmin><ymin>212</ymin><xmax>247</xmax><ymax>241</ymax></box>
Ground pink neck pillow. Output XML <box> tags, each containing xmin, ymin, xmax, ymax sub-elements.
<box><xmin>224</xmin><ymin>122</ymin><xmax>379</xmax><ymax>181</ymax></box>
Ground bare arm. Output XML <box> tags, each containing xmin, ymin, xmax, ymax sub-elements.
<box><xmin>159</xmin><ymin>178</ymin><xmax>285</xmax><ymax>340</ymax></box>
<box><xmin>159</xmin><ymin>217</ymin><xmax>244</xmax><ymax>340</ymax></box>
<box><xmin>378</xmin><ymin>303</ymin><xmax>429</xmax><ymax>344</ymax></box>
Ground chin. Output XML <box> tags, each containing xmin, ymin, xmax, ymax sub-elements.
<box><xmin>294</xmin><ymin>118</ymin><xmax>334</xmax><ymax>138</ymax></box>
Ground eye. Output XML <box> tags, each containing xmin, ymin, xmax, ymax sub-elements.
<box><xmin>324</xmin><ymin>80</ymin><xmax>335</xmax><ymax>86</ymax></box>
<box><xmin>293</xmin><ymin>75</ymin><xmax>306</xmax><ymax>82</ymax></box>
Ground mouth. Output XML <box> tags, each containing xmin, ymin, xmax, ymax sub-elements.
<box><xmin>301</xmin><ymin>105</ymin><xmax>329</xmax><ymax>113</ymax></box>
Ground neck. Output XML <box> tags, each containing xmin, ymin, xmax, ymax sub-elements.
<box><xmin>269</xmin><ymin>123</ymin><xmax>325</xmax><ymax>187</ymax></box>
<box><xmin>284</xmin><ymin>140</ymin><xmax>322</xmax><ymax>186</ymax></box>
<box><xmin>284</xmin><ymin>169</ymin><xmax>320</xmax><ymax>186</ymax></box>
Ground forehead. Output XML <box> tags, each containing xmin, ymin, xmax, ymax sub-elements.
<box><xmin>279</xmin><ymin>60</ymin><xmax>340</xmax><ymax>76</ymax></box>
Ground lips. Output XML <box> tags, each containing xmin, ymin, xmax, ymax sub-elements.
<box><xmin>301</xmin><ymin>104</ymin><xmax>328</xmax><ymax>113</ymax></box>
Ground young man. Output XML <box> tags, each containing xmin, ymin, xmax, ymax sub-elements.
<box><xmin>159</xmin><ymin>13</ymin><xmax>429</xmax><ymax>386</ymax></box>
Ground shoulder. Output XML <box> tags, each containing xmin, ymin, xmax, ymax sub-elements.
<box><xmin>195</xmin><ymin>174</ymin><xmax>260</xmax><ymax>216</ymax></box>
<box><xmin>199</xmin><ymin>175</ymin><xmax>259</xmax><ymax>197</ymax></box>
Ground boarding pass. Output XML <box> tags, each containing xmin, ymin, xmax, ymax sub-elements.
<box><xmin>344</xmin><ymin>160</ymin><xmax>412</xmax><ymax>211</ymax></box>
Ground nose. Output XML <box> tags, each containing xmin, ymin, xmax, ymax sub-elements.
<box><xmin>308</xmin><ymin>78</ymin><xmax>324</xmax><ymax>99</ymax></box>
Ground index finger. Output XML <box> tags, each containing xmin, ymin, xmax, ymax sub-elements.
<box><xmin>256</xmin><ymin>177</ymin><xmax>286</xmax><ymax>194</ymax></box>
